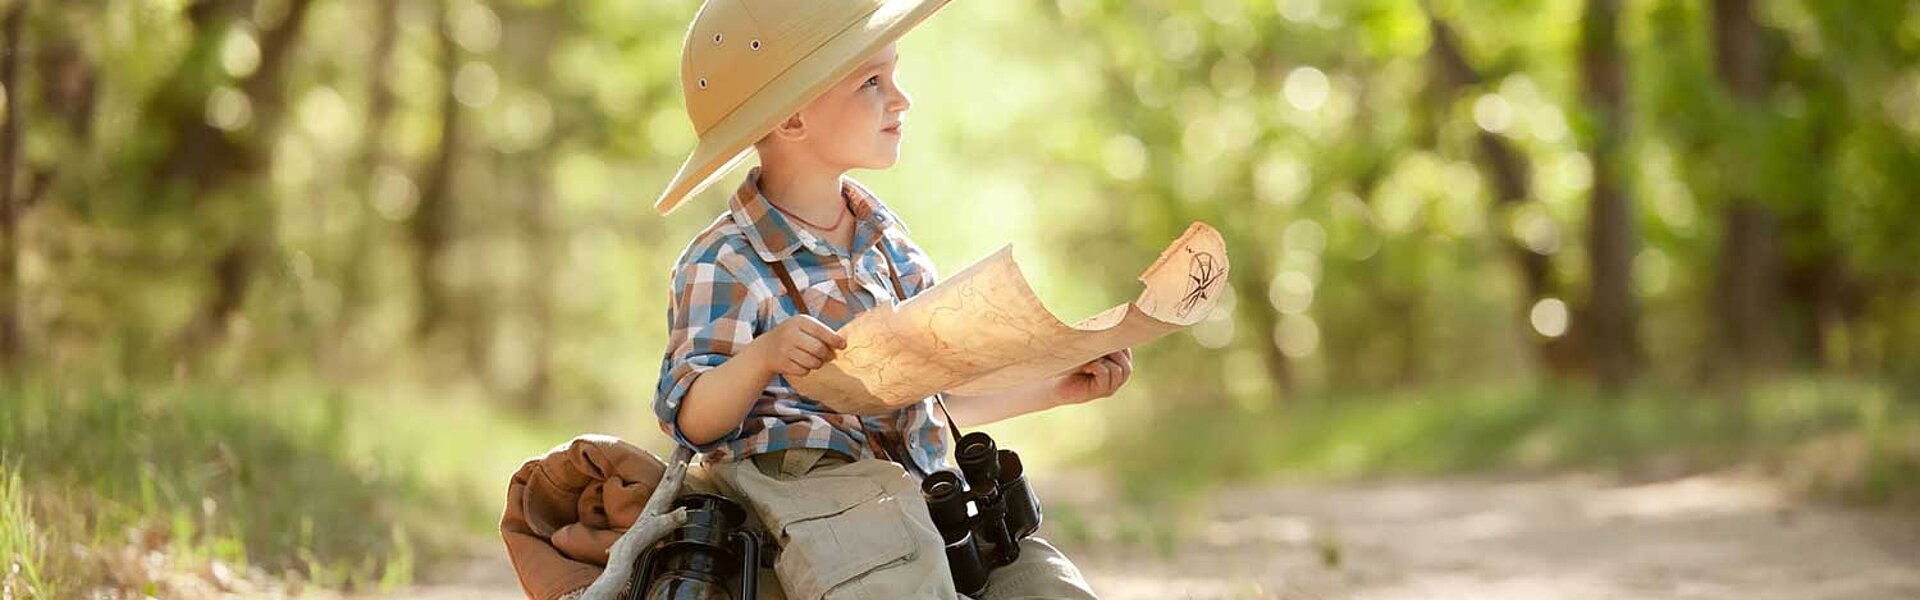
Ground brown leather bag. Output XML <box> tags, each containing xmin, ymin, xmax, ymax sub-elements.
<box><xmin>500</xmin><ymin>434</ymin><xmax>668</xmax><ymax>600</ymax></box>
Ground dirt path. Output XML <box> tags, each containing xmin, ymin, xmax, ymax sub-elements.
<box><xmin>391</xmin><ymin>470</ymin><xmax>1920</xmax><ymax>599</ymax></box>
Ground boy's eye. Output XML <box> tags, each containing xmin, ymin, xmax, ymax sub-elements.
<box><xmin>863</xmin><ymin>75</ymin><xmax>880</xmax><ymax>88</ymax></box>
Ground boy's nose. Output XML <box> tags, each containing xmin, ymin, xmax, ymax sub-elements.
<box><xmin>888</xmin><ymin>86</ymin><xmax>913</xmax><ymax>113</ymax></box>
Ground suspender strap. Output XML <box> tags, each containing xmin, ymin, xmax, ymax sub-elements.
<box><xmin>877</xmin><ymin>250</ymin><xmax>908</xmax><ymax>301</ymax></box>
<box><xmin>769</xmin><ymin>257</ymin><xmax>810</xmax><ymax>315</ymax></box>
<box><xmin>763</xmin><ymin>240</ymin><xmax>965</xmax><ymax>473</ymax></box>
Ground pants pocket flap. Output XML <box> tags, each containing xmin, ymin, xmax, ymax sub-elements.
<box><xmin>776</xmin><ymin>495</ymin><xmax>917</xmax><ymax>600</ymax></box>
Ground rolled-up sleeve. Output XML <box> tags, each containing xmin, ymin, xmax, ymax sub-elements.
<box><xmin>654</xmin><ymin>252</ymin><xmax>764</xmax><ymax>452</ymax></box>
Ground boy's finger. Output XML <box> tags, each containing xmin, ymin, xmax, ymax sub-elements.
<box><xmin>795</xmin><ymin>335</ymin><xmax>830</xmax><ymax>360</ymax></box>
<box><xmin>793</xmin><ymin>352</ymin><xmax>823</xmax><ymax>370</ymax></box>
<box><xmin>801</xmin><ymin>319</ymin><xmax>847</xmax><ymax>349</ymax></box>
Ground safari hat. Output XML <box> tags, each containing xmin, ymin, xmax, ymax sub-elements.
<box><xmin>652</xmin><ymin>0</ymin><xmax>953</xmax><ymax>216</ymax></box>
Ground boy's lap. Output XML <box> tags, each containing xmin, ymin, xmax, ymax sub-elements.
<box><xmin>705</xmin><ymin>451</ymin><xmax>1095</xmax><ymax>600</ymax></box>
<box><xmin>709</xmin><ymin>452</ymin><xmax>954</xmax><ymax>599</ymax></box>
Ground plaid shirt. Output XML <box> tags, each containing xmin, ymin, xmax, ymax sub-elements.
<box><xmin>654</xmin><ymin>166</ymin><xmax>953</xmax><ymax>478</ymax></box>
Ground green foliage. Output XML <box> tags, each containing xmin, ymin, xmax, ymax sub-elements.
<box><xmin>1</xmin><ymin>460</ymin><xmax>50</xmax><ymax>599</ymax></box>
<box><xmin>1096</xmin><ymin>377</ymin><xmax>1920</xmax><ymax>506</ymax></box>
<box><xmin>0</xmin><ymin>375</ymin><xmax>539</xmax><ymax>594</ymax></box>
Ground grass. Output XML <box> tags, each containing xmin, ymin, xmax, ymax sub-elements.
<box><xmin>0</xmin><ymin>373</ymin><xmax>588</xmax><ymax>598</ymax></box>
<box><xmin>1095</xmin><ymin>377</ymin><xmax>1920</xmax><ymax>506</ymax></box>
<box><xmin>2</xmin><ymin>461</ymin><xmax>49</xmax><ymax>598</ymax></box>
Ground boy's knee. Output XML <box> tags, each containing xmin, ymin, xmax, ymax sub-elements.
<box><xmin>974</xmin><ymin>537</ymin><xmax>1097</xmax><ymax>600</ymax></box>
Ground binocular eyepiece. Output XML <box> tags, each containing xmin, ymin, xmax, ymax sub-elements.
<box><xmin>922</xmin><ymin>432</ymin><xmax>1043</xmax><ymax>597</ymax></box>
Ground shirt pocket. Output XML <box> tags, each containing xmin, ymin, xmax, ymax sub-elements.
<box><xmin>766</xmin><ymin>471</ymin><xmax>916</xmax><ymax>600</ymax></box>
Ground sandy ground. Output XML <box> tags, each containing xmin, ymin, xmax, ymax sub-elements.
<box><xmin>388</xmin><ymin>470</ymin><xmax>1920</xmax><ymax>600</ymax></box>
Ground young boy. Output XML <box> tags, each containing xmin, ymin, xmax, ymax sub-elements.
<box><xmin>652</xmin><ymin>1</ymin><xmax>1132</xmax><ymax>598</ymax></box>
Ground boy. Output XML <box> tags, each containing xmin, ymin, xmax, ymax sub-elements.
<box><xmin>653</xmin><ymin>1</ymin><xmax>1132</xmax><ymax>598</ymax></box>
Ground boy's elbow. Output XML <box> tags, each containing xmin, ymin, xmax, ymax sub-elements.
<box><xmin>658</xmin><ymin>390</ymin><xmax>738</xmax><ymax>452</ymax></box>
<box><xmin>675</xmin><ymin>411</ymin><xmax>725</xmax><ymax>447</ymax></box>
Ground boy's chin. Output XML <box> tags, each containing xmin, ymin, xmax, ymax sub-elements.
<box><xmin>857</xmin><ymin>154</ymin><xmax>901</xmax><ymax>170</ymax></box>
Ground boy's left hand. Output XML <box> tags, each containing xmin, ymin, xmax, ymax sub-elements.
<box><xmin>1051</xmin><ymin>349</ymin><xmax>1133</xmax><ymax>406</ymax></box>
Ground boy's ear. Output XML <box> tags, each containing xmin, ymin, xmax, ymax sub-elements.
<box><xmin>768</xmin><ymin>113</ymin><xmax>807</xmax><ymax>143</ymax></box>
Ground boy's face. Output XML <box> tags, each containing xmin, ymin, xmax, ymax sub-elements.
<box><xmin>765</xmin><ymin>44</ymin><xmax>911</xmax><ymax>170</ymax></box>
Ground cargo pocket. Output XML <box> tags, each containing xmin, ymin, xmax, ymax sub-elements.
<box><xmin>769</xmin><ymin>475</ymin><xmax>917</xmax><ymax>600</ymax></box>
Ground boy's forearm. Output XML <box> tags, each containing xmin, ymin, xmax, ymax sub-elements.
<box><xmin>941</xmin><ymin>381</ymin><xmax>1060</xmax><ymax>428</ymax></box>
<box><xmin>675</xmin><ymin>352</ymin><xmax>772</xmax><ymax>446</ymax></box>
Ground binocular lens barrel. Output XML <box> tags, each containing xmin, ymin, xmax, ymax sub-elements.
<box><xmin>925</xmin><ymin>432</ymin><xmax>1044</xmax><ymax>593</ymax></box>
<box><xmin>943</xmin><ymin>530</ymin><xmax>990</xmax><ymax>596</ymax></box>
<box><xmin>996</xmin><ymin>450</ymin><xmax>1042</xmax><ymax>540</ymax></box>
<box><xmin>920</xmin><ymin>471</ymin><xmax>973</xmax><ymax>542</ymax></box>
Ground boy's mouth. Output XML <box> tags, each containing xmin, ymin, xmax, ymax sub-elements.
<box><xmin>882</xmin><ymin>122</ymin><xmax>903</xmax><ymax>135</ymax></box>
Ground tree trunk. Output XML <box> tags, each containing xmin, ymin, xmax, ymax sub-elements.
<box><xmin>0</xmin><ymin>1</ymin><xmax>27</xmax><ymax>372</ymax></box>
<box><xmin>411</xmin><ymin>0</ymin><xmax>463</xmax><ymax>341</ymax></box>
<box><xmin>1579</xmin><ymin>0</ymin><xmax>1641</xmax><ymax>393</ymax></box>
<box><xmin>329</xmin><ymin>0</ymin><xmax>404</xmax><ymax>375</ymax></box>
<box><xmin>1709</xmin><ymin>0</ymin><xmax>1785</xmax><ymax>381</ymax></box>
<box><xmin>517</xmin><ymin>152</ymin><xmax>556</xmax><ymax>411</ymax></box>
<box><xmin>169</xmin><ymin>0</ymin><xmax>316</xmax><ymax>354</ymax></box>
<box><xmin>1424</xmin><ymin>13</ymin><xmax>1581</xmax><ymax>378</ymax></box>
<box><xmin>1236</xmin><ymin>248</ymin><xmax>1295</xmax><ymax>398</ymax></box>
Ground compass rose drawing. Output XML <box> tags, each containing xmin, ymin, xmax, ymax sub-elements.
<box><xmin>1177</xmin><ymin>248</ymin><xmax>1224</xmax><ymax>317</ymax></box>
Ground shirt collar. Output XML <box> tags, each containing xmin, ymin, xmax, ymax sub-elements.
<box><xmin>729</xmin><ymin>166</ymin><xmax>907</xmax><ymax>262</ymax></box>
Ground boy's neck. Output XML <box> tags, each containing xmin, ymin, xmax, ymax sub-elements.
<box><xmin>756</xmin><ymin>160</ymin><xmax>849</xmax><ymax>228</ymax></box>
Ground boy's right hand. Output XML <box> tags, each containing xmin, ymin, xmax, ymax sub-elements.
<box><xmin>743</xmin><ymin>315</ymin><xmax>847</xmax><ymax>378</ymax></box>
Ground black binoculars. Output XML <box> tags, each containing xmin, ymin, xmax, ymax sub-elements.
<box><xmin>626</xmin><ymin>493</ymin><xmax>768</xmax><ymax>600</ymax></box>
<box><xmin>922</xmin><ymin>432</ymin><xmax>1043</xmax><ymax>597</ymax></box>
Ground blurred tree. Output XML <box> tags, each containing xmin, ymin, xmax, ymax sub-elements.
<box><xmin>1422</xmin><ymin>10</ymin><xmax>1579</xmax><ymax>379</ymax></box>
<box><xmin>158</xmin><ymin>0</ymin><xmax>317</xmax><ymax>355</ymax></box>
<box><xmin>327</xmin><ymin>0</ymin><xmax>405</xmax><ymax>375</ymax></box>
<box><xmin>1578</xmin><ymin>0</ymin><xmax>1641</xmax><ymax>391</ymax></box>
<box><xmin>411</xmin><ymin>0</ymin><xmax>463</xmax><ymax>343</ymax></box>
<box><xmin>1707</xmin><ymin>0</ymin><xmax>1785</xmax><ymax>382</ymax></box>
<box><xmin>0</xmin><ymin>0</ymin><xmax>25</xmax><ymax>372</ymax></box>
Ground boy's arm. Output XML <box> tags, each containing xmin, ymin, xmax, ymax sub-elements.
<box><xmin>676</xmin><ymin>316</ymin><xmax>845</xmax><ymax>446</ymax></box>
<box><xmin>656</xmin><ymin>248</ymin><xmax>848</xmax><ymax>449</ymax></box>
<box><xmin>941</xmin><ymin>349</ymin><xmax>1133</xmax><ymax>428</ymax></box>
<box><xmin>674</xmin><ymin>352</ymin><xmax>773</xmax><ymax>446</ymax></box>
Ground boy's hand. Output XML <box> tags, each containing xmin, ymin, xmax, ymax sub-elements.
<box><xmin>1050</xmin><ymin>349</ymin><xmax>1133</xmax><ymax>406</ymax></box>
<box><xmin>743</xmin><ymin>315</ymin><xmax>847</xmax><ymax>378</ymax></box>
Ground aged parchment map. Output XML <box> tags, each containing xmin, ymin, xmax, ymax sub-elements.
<box><xmin>790</xmin><ymin>222</ymin><xmax>1230</xmax><ymax>415</ymax></box>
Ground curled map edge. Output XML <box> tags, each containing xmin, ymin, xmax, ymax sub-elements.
<box><xmin>789</xmin><ymin>222</ymin><xmax>1230</xmax><ymax>415</ymax></box>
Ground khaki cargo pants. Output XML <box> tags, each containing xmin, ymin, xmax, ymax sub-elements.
<box><xmin>699</xmin><ymin>448</ymin><xmax>1098</xmax><ymax>600</ymax></box>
